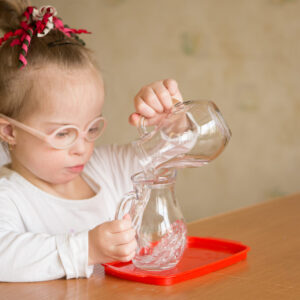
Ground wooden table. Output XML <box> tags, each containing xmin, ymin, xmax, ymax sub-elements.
<box><xmin>1</xmin><ymin>193</ymin><xmax>299</xmax><ymax>300</ymax></box>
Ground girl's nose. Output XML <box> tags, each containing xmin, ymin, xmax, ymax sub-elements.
<box><xmin>69</xmin><ymin>136</ymin><xmax>87</xmax><ymax>155</ymax></box>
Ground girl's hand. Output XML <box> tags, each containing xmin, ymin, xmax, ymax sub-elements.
<box><xmin>88</xmin><ymin>215</ymin><xmax>137</xmax><ymax>265</ymax></box>
<box><xmin>129</xmin><ymin>79</ymin><xmax>183</xmax><ymax>127</ymax></box>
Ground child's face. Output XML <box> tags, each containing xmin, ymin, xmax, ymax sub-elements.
<box><xmin>12</xmin><ymin>64</ymin><xmax>105</xmax><ymax>185</ymax></box>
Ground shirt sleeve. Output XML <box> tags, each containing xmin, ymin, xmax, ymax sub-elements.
<box><xmin>0</xmin><ymin>195</ymin><xmax>93</xmax><ymax>282</ymax></box>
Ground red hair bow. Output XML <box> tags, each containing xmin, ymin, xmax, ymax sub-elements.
<box><xmin>0</xmin><ymin>6</ymin><xmax>91</xmax><ymax>69</ymax></box>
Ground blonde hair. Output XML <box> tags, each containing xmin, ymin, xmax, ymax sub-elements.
<box><xmin>0</xmin><ymin>0</ymin><xmax>98</xmax><ymax>120</ymax></box>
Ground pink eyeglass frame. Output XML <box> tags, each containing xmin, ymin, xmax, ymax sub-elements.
<box><xmin>0</xmin><ymin>113</ymin><xmax>107</xmax><ymax>149</ymax></box>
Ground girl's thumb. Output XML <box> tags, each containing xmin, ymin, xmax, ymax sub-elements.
<box><xmin>128</xmin><ymin>112</ymin><xmax>141</xmax><ymax>127</ymax></box>
<box><xmin>123</xmin><ymin>214</ymin><xmax>131</xmax><ymax>221</ymax></box>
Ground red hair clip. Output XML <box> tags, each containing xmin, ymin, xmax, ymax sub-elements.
<box><xmin>0</xmin><ymin>6</ymin><xmax>91</xmax><ymax>69</ymax></box>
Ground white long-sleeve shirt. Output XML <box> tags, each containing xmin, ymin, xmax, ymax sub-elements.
<box><xmin>0</xmin><ymin>144</ymin><xmax>141</xmax><ymax>282</ymax></box>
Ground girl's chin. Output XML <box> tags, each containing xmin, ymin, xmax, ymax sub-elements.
<box><xmin>51</xmin><ymin>173</ymin><xmax>82</xmax><ymax>185</ymax></box>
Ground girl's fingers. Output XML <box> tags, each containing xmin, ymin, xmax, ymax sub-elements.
<box><xmin>128</xmin><ymin>112</ymin><xmax>140</xmax><ymax>127</ymax></box>
<box><xmin>163</xmin><ymin>79</ymin><xmax>183</xmax><ymax>102</ymax></box>
<box><xmin>163</xmin><ymin>78</ymin><xmax>178</xmax><ymax>95</ymax></box>
<box><xmin>112</xmin><ymin>228</ymin><xmax>136</xmax><ymax>246</ymax></box>
<box><xmin>123</xmin><ymin>214</ymin><xmax>131</xmax><ymax>220</ymax></box>
<box><xmin>130</xmin><ymin>79</ymin><xmax>182</xmax><ymax>127</ymax></box>
<box><xmin>134</xmin><ymin>97</ymin><xmax>156</xmax><ymax>118</ymax></box>
<box><xmin>129</xmin><ymin>112</ymin><xmax>167</xmax><ymax>127</ymax></box>
<box><xmin>152</xmin><ymin>83</ymin><xmax>173</xmax><ymax>111</ymax></box>
<box><xmin>115</xmin><ymin>250</ymin><xmax>136</xmax><ymax>263</ymax></box>
<box><xmin>135</xmin><ymin>88</ymin><xmax>164</xmax><ymax>114</ymax></box>
<box><xmin>114</xmin><ymin>238</ymin><xmax>137</xmax><ymax>258</ymax></box>
<box><xmin>108</xmin><ymin>218</ymin><xmax>132</xmax><ymax>233</ymax></box>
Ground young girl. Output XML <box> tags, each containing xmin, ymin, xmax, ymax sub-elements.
<box><xmin>0</xmin><ymin>1</ymin><xmax>182</xmax><ymax>282</ymax></box>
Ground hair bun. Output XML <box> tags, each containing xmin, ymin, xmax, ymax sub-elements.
<box><xmin>0</xmin><ymin>0</ymin><xmax>30</xmax><ymax>33</ymax></box>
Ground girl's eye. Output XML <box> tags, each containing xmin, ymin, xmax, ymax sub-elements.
<box><xmin>88</xmin><ymin>127</ymin><xmax>99</xmax><ymax>133</ymax></box>
<box><xmin>56</xmin><ymin>131</ymin><xmax>69</xmax><ymax>138</ymax></box>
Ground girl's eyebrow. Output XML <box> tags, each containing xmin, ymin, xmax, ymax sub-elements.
<box><xmin>44</xmin><ymin>121</ymin><xmax>69</xmax><ymax>126</ymax></box>
<box><xmin>44</xmin><ymin>115</ymin><xmax>103</xmax><ymax>126</ymax></box>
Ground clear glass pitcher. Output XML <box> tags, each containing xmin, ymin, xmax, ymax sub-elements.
<box><xmin>132</xmin><ymin>99</ymin><xmax>231</xmax><ymax>175</ymax></box>
<box><xmin>115</xmin><ymin>169</ymin><xmax>187</xmax><ymax>271</ymax></box>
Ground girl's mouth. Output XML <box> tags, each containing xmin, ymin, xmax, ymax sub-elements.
<box><xmin>67</xmin><ymin>165</ymin><xmax>85</xmax><ymax>173</ymax></box>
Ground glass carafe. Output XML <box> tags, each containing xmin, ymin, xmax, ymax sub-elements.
<box><xmin>132</xmin><ymin>99</ymin><xmax>231</xmax><ymax>176</ymax></box>
<box><xmin>115</xmin><ymin>169</ymin><xmax>187</xmax><ymax>271</ymax></box>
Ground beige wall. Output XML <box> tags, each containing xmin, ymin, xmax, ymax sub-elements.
<box><xmin>32</xmin><ymin>0</ymin><xmax>300</xmax><ymax>221</ymax></box>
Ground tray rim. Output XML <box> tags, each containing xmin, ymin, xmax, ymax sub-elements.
<box><xmin>103</xmin><ymin>236</ymin><xmax>251</xmax><ymax>285</ymax></box>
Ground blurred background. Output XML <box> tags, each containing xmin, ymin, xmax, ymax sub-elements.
<box><xmin>33</xmin><ymin>0</ymin><xmax>300</xmax><ymax>222</ymax></box>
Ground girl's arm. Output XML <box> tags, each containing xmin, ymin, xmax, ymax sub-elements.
<box><xmin>0</xmin><ymin>196</ymin><xmax>92</xmax><ymax>282</ymax></box>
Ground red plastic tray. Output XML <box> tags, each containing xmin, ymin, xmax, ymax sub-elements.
<box><xmin>103</xmin><ymin>236</ymin><xmax>250</xmax><ymax>286</ymax></box>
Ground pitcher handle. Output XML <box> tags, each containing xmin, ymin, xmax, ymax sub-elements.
<box><xmin>115</xmin><ymin>191</ymin><xmax>136</xmax><ymax>221</ymax></box>
<box><xmin>137</xmin><ymin>116</ymin><xmax>148</xmax><ymax>137</ymax></box>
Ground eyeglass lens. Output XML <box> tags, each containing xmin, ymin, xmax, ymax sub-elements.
<box><xmin>52</xmin><ymin>118</ymin><xmax>105</xmax><ymax>148</ymax></box>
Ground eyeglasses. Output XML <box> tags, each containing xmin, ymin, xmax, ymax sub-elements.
<box><xmin>0</xmin><ymin>113</ymin><xmax>107</xmax><ymax>149</ymax></box>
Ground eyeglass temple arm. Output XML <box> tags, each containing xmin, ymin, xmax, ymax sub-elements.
<box><xmin>0</xmin><ymin>114</ymin><xmax>48</xmax><ymax>142</ymax></box>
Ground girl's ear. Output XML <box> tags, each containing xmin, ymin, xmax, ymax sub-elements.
<box><xmin>0</xmin><ymin>118</ymin><xmax>17</xmax><ymax>145</ymax></box>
